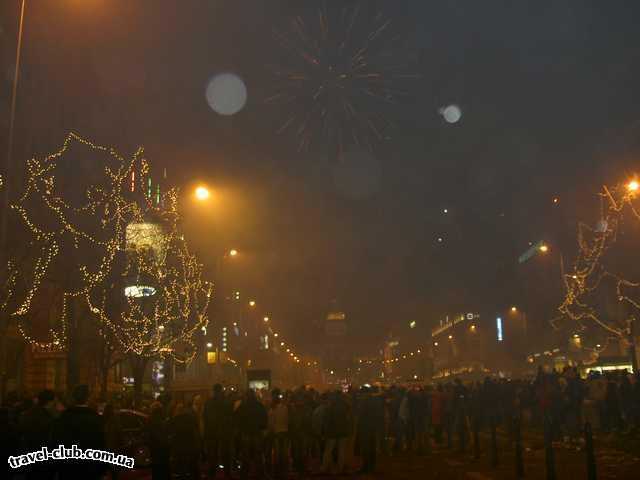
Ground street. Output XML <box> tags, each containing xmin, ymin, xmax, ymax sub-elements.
<box><xmin>121</xmin><ymin>432</ymin><xmax>640</xmax><ymax>479</ymax></box>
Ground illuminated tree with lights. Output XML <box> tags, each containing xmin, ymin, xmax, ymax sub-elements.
<box><xmin>5</xmin><ymin>133</ymin><xmax>140</xmax><ymax>389</ymax></box>
<box><xmin>7</xmin><ymin>133</ymin><xmax>211</xmax><ymax>396</ymax></box>
<box><xmin>86</xmin><ymin>188</ymin><xmax>213</xmax><ymax>402</ymax></box>
<box><xmin>559</xmin><ymin>180</ymin><xmax>640</xmax><ymax>372</ymax></box>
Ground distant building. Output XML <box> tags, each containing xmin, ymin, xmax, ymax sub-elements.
<box><xmin>322</xmin><ymin>304</ymin><xmax>351</xmax><ymax>382</ymax></box>
<box><xmin>431</xmin><ymin>311</ymin><xmax>488</xmax><ymax>379</ymax></box>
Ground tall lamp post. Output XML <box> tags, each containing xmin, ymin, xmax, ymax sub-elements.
<box><xmin>0</xmin><ymin>2</ymin><xmax>26</xmax><ymax>402</ymax></box>
<box><xmin>2</xmin><ymin>0</ymin><xmax>26</xmax><ymax>237</ymax></box>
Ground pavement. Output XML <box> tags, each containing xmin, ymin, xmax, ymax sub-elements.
<box><xmin>120</xmin><ymin>433</ymin><xmax>640</xmax><ymax>479</ymax></box>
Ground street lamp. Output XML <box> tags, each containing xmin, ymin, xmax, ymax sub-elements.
<box><xmin>511</xmin><ymin>306</ymin><xmax>518</xmax><ymax>313</ymax></box>
<box><xmin>228</xmin><ymin>249</ymin><xmax>238</xmax><ymax>257</ymax></box>
<box><xmin>263</xmin><ymin>316</ymin><xmax>269</xmax><ymax>323</ymax></box>
<box><xmin>195</xmin><ymin>185</ymin><xmax>211</xmax><ymax>201</ymax></box>
<box><xmin>249</xmin><ymin>300</ymin><xmax>256</xmax><ymax>307</ymax></box>
<box><xmin>627</xmin><ymin>180</ymin><xmax>639</xmax><ymax>192</ymax></box>
<box><xmin>539</xmin><ymin>243</ymin><xmax>549</xmax><ymax>253</ymax></box>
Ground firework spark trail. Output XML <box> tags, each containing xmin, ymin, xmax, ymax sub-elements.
<box><xmin>266</xmin><ymin>1</ymin><xmax>419</xmax><ymax>156</ymax></box>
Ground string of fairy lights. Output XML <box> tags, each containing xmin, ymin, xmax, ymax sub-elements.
<box><xmin>4</xmin><ymin>133</ymin><xmax>212</xmax><ymax>363</ymax></box>
<box><xmin>244</xmin><ymin>298</ymin><xmax>318</xmax><ymax>369</ymax></box>
<box><xmin>559</xmin><ymin>180</ymin><xmax>640</xmax><ymax>348</ymax></box>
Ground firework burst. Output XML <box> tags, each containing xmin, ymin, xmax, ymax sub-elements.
<box><xmin>266</xmin><ymin>1</ymin><xmax>419</xmax><ymax>155</ymax></box>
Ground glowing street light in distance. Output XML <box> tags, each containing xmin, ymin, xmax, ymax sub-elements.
<box><xmin>195</xmin><ymin>186</ymin><xmax>210</xmax><ymax>201</ymax></box>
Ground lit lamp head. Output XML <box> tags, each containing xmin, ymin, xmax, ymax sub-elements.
<box><xmin>627</xmin><ymin>180</ymin><xmax>639</xmax><ymax>193</ymax></box>
<box><xmin>195</xmin><ymin>185</ymin><xmax>210</xmax><ymax>201</ymax></box>
<box><xmin>124</xmin><ymin>285</ymin><xmax>157</xmax><ymax>298</ymax></box>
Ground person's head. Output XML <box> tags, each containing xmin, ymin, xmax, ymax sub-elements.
<box><xmin>272</xmin><ymin>389</ymin><xmax>282</xmax><ymax>403</ymax></box>
<box><xmin>150</xmin><ymin>401</ymin><xmax>164</xmax><ymax>422</ymax></box>
<box><xmin>173</xmin><ymin>402</ymin><xmax>186</xmax><ymax>417</ymax></box>
<box><xmin>103</xmin><ymin>403</ymin><xmax>115</xmax><ymax>420</ymax></box>
<box><xmin>213</xmin><ymin>384</ymin><xmax>223</xmax><ymax>396</ymax></box>
<box><xmin>72</xmin><ymin>385</ymin><xmax>90</xmax><ymax>406</ymax></box>
<box><xmin>245</xmin><ymin>389</ymin><xmax>257</xmax><ymax>402</ymax></box>
<box><xmin>37</xmin><ymin>389</ymin><xmax>55</xmax><ymax>407</ymax></box>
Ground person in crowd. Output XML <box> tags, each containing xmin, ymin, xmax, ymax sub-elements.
<box><xmin>564</xmin><ymin>367</ymin><xmax>585</xmax><ymax>443</ymax></box>
<box><xmin>192</xmin><ymin>394</ymin><xmax>205</xmax><ymax>438</ymax></box>
<box><xmin>203</xmin><ymin>384</ymin><xmax>233</xmax><ymax>478</ymax></box>
<box><xmin>18</xmin><ymin>389</ymin><xmax>56</xmax><ymax>480</ymax></box>
<box><xmin>311</xmin><ymin>391</ymin><xmax>329</xmax><ymax>466</ymax></box>
<box><xmin>267</xmin><ymin>388</ymin><xmax>289</xmax><ymax>478</ymax></box>
<box><xmin>234</xmin><ymin>389</ymin><xmax>268</xmax><ymax>480</ymax></box>
<box><xmin>619</xmin><ymin>372</ymin><xmax>633</xmax><ymax>427</ymax></box>
<box><xmin>2</xmin><ymin>406</ymin><xmax>21</xmax><ymax>480</ymax></box>
<box><xmin>356</xmin><ymin>385</ymin><xmax>382</xmax><ymax>474</ymax></box>
<box><xmin>604</xmin><ymin>374</ymin><xmax>622</xmax><ymax>432</ymax></box>
<box><xmin>147</xmin><ymin>402</ymin><xmax>171</xmax><ymax>480</ymax></box>
<box><xmin>167</xmin><ymin>402</ymin><xmax>201</xmax><ymax>480</ymax></box>
<box><xmin>289</xmin><ymin>389</ymin><xmax>313</xmax><ymax>476</ymax></box>
<box><xmin>321</xmin><ymin>391</ymin><xmax>352</xmax><ymax>475</ymax></box>
<box><xmin>431</xmin><ymin>384</ymin><xmax>445</xmax><ymax>445</ymax></box>
<box><xmin>409</xmin><ymin>388</ymin><xmax>428</xmax><ymax>455</ymax></box>
<box><xmin>452</xmin><ymin>379</ymin><xmax>469</xmax><ymax>452</ymax></box>
<box><xmin>103</xmin><ymin>403</ymin><xmax>124</xmax><ymax>480</ymax></box>
<box><xmin>51</xmin><ymin>385</ymin><xmax>106</xmax><ymax>480</ymax></box>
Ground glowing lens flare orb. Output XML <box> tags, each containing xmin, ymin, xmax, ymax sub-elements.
<box><xmin>439</xmin><ymin>104</ymin><xmax>462</xmax><ymax>124</ymax></box>
<box><xmin>206</xmin><ymin>73</ymin><xmax>247</xmax><ymax>116</ymax></box>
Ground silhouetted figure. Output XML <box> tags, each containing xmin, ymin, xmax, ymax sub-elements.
<box><xmin>168</xmin><ymin>403</ymin><xmax>201</xmax><ymax>480</ymax></box>
<box><xmin>147</xmin><ymin>402</ymin><xmax>171</xmax><ymax>480</ymax></box>
<box><xmin>103</xmin><ymin>404</ymin><xmax>124</xmax><ymax>480</ymax></box>
<box><xmin>431</xmin><ymin>385</ymin><xmax>445</xmax><ymax>444</ymax></box>
<box><xmin>1</xmin><ymin>406</ymin><xmax>21</xmax><ymax>480</ymax></box>
<box><xmin>234</xmin><ymin>389</ymin><xmax>268</xmax><ymax>480</ymax></box>
<box><xmin>51</xmin><ymin>385</ymin><xmax>106</xmax><ymax>480</ymax></box>
<box><xmin>268</xmin><ymin>389</ymin><xmax>289</xmax><ymax>478</ymax></box>
<box><xmin>321</xmin><ymin>391</ymin><xmax>352</xmax><ymax>474</ymax></box>
<box><xmin>19</xmin><ymin>389</ymin><xmax>56</xmax><ymax>480</ymax></box>
<box><xmin>357</xmin><ymin>386</ymin><xmax>380</xmax><ymax>474</ymax></box>
<box><xmin>203</xmin><ymin>384</ymin><xmax>233</xmax><ymax>478</ymax></box>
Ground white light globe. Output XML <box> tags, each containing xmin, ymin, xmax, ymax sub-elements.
<box><xmin>439</xmin><ymin>104</ymin><xmax>462</xmax><ymax>124</ymax></box>
<box><xmin>206</xmin><ymin>73</ymin><xmax>247</xmax><ymax>116</ymax></box>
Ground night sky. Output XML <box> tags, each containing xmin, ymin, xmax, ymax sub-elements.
<box><xmin>2</xmin><ymin>0</ymin><xmax>640</xmax><ymax>356</ymax></box>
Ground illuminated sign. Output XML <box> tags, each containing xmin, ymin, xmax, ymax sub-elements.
<box><xmin>496</xmin><ymin>317</ymin><xmax>503</xmax><ymax>341</ymax></box>
<box><xmin>124</xmin><ymin>285</ymin><xmax>156</xmax><ymax>298</ymax></box>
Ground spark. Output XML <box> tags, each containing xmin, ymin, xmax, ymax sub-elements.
<box><xmin>267</xmin><ymin>1</ymin><xmax>419</xmax><ymax>156</ymax></box>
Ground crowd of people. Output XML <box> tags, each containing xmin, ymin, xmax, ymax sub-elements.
<box><xmin>1</xmin><ymin>366</ymin><xmax>639</xmax><ymax>479</ymax></box>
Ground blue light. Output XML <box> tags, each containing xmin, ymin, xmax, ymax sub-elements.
<box><xmin>496</xmin><ymin>317</ymin><xmax>503</xmax><ymax>341</ymax></box>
